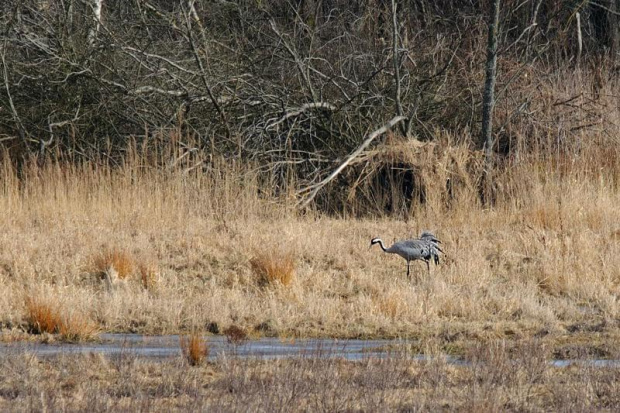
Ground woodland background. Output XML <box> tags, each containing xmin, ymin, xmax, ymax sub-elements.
<box><xmin>1</xmin><ymin>0</ymin><xmax>619</xmax><ymax>212</ymax></box>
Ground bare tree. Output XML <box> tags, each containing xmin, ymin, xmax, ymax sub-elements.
<box><xmin>481</xmin><ymin>0</ymin><xmax>501</xmax><ymax>205</ymax></box>
<box><xmin>391</xmin><ymin>0</ymin><xmax>405</xmax><ymax>135</ymax></box>
<box><xmin>0</xmin><ymin>0</ymin><xmax>615</xmax><ymax>210</ymax></box>
<box><xmin>610</xmin><ymin>0</ymin><xmax>620</xmax><ymax>62</ymax></box>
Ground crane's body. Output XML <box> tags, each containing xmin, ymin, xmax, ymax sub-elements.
<box><xmin>370</xmin><ymin>231</ymin><xmax>443</xmax><ymax>280</ymax></box>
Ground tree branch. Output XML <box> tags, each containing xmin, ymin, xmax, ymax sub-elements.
<box><xmin>1</xmin><ymin>42</ymin><xmax>27</xmax><ymax>148</ymax></box>
<box><xmin>266</xmin><ymin>102</ymin><xmax>336</xmax><ymax>130</ymax></box>
<box><xmin>269</xmin><ymin>19</ymin><xmax>318</xmax><ymax>103</ymax></box>
<box><xmin>296</xmin><ymin>115</ymin><xmax>407</xmax><ymax>208</ymax></box>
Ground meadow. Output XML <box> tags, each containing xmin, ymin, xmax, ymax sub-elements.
<box><xmin>3</xmin><ymin>2</ymin><xmax>620</xmax><ymax>410</ymax></box>
<box><xmin>1</xmin><ymin>70</ymin><xmax>620</xmax><ymax>413</ymax></box>
<box><xmin>1</xmin><ymin>123</ymin><xmax>620</xmax><ymax>359</ymax></box>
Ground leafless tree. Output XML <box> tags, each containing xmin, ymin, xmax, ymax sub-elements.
<box><xmin>481</xmin><ymin>0</ymin><xmax>501</xmax><ymax>205</ymax></box>
<box><xmin>0</xmin><ymin>0</ymin><xmax>617</xmax><ymax>209</ymax></box>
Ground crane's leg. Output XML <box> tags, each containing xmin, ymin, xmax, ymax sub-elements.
<box><xmin>406</xmin><ymin>261</ymin><xmax>411</xmax><ymax>280</ymax></box>
<box><xmin>426</xmin><ymin>260</ymin><xmax>430</xmax><ymax>274</ymax></box>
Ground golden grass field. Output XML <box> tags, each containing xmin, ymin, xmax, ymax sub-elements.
<box><xmin>1</xmin><ymin>69</ymin><xmax>620</xmax><ymax>412</ymax></box>
<box><xmin>1</xmin><ymin>132</ymin><xmax>620</xmax><ymax>357</ymax></box>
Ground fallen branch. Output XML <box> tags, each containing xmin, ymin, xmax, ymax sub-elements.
<box><xmin>296</xmin><ymin>115</ymin><xmax>406</xmax><ymax>208</ymax></box>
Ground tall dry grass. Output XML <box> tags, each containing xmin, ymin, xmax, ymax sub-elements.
<box><xmin>1</xmin><ymin>70</ymin><xmax>619</xmax><ymax>347</ymax></box>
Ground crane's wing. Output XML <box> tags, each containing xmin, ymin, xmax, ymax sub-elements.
<box><xmin>419</xmin><ymin>231</ymin><xmax>441</xmax><ymax>244</ymax></box>
<box><xmin>403</xmin><ymin>238</ymin><xmax>444</xmax><ymax>264</ymax></box>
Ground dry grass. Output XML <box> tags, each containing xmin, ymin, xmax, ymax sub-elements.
<box><xmin>24</xmin><ymin>297</ymin><xmax>62</xmax><ymax>335</ymax></box>
<box><xmin>23</xmin><ymin>295</ymin><xmax>98</xmax><ymax>342</ymax></box>
<box><xmin>1</xmin><ymin>144</ymin><xmax>620</xmax><ymax>345</ymax></box>
<box><xmin>180</xmin><ymin>333</ymin><xmax>209</xmax><ymax>366</ymax></box>
<box><xmin>138</xmin><ymin>261</ymin><xmax>159</xmax><ymax>290</ymax></box>
<box><xmin>91</xmin><ymin>248</ymin><xmax>135</xmax><ymax>280</ymax></box>
<box><xmin>0</xmin><ymin>71</ymin><xmax>619</xmax><ymax>349</ymax></box>
<box><xmin>57</xmin><ymin>312</ymin><xmax>99</xmax><ymax>342</ymax></box>
<box><xmin>250</xmin><ymin>250</ymin><xmax>296</xmax><ymax>287</ymax></box>
<box><xmin>1</xmin><ymin>339</ymin><xmax>620</xmax><ymax>411</ymax></box>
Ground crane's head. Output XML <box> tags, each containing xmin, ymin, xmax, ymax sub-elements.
<box><xmin>369</xmin><ymin>237</ymin><xmax>382</xmax><ymax>249</ymax></box>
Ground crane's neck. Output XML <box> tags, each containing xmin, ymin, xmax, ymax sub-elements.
<box><xmin>372</xmin><ymin>238</ymin><xmax>388</xmax><ymax>252</ymax></box>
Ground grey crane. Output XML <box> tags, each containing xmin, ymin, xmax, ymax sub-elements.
<box><xmin>370</xmin><ymin>231</ymin><xmax>443</xmax><ymax>280</ymax></box>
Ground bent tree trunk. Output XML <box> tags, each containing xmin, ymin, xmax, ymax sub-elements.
<box><xmin>481</xmin><ymin>0</ymin><xmax>501</xmax><ymax>205</ymax></box>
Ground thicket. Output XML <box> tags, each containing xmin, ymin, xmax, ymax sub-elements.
<box><xmin>1</xmin><ymin>0</ymin><xmax>619</xmax><ymax>212</ymax></box>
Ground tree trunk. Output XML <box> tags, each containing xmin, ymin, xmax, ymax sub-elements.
<box><xmin>481</xmin><ymin>0</ymin><xmax>501</xmax><ymax>205</ymax></box>
<box><xmin>391</xmin><ymin>0</ymin><xmax>405</xmax><ymax>135</ymax></box>
<box><xmin>87</xmin><ymin>0</ymin><xmax>104</xmax><ymax>47</ymax></box>
<box><xmin>611</xmin><ymin>0</ymin><xmax>620</xmax><ymax>63</ymax></box>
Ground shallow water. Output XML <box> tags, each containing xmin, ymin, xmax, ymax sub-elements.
<box><xmin>1</xmin><ymin>334</ymin><xmax>619</xmax><ymax>368</ymax></box>
<box><xmin>0</xmin><ymin>334</ymin><xmax>398</xmax><ymax>361</ymax></box>
<box><xmin>549</xmin><ymin>359</ymin><xmax>620</xmax><ymax>368</ymax></box>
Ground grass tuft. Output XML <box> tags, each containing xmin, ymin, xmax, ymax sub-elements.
<box><xmin>58</xmin><ymin>312</ymin><xmax>99</xmax><ymax>342</ymax></box>
<box><xmin>24</xmin><ymin>296</ymin><xmax>98</xmax><ymax>341</ymax></box>
<box><xmin>138</xmin><ymin>262</ymin><xmax>159</xmax><ymax>290</ymax></box>
<box><xmin>180</xmin><ymin>333</ymin><xmax>209</xmax><ymax>366</ymax></box>
<box><xmin>250</xmin><ymin>250</ymin><xmax>296</xmax><ymax>287</ymax></box>
<box><xmin>24</xmin><ymin>297</ymin><xmax>62</xmax><ymax>335</ymax></box>
<box><xmin>91</xmin><ymin>248</ymin><xmax>135</xmax><ymax>280</ymax></box>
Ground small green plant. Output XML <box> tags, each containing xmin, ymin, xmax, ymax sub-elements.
<box><xmin>180</xmin><ymin>333</ymin><xmax>209</xmax><ymax>366</ymax></box>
